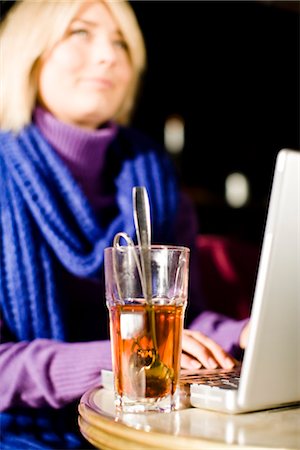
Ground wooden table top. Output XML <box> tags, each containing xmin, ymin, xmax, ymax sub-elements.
<box><xmin>78</xmin><ymin>386</ymin><xmax>300</xmax><ymax>450</ymax></box>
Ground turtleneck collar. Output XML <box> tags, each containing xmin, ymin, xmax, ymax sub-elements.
<box><xmin>33</xmin><ymin>106</ymin><xmax>118</xmax><ymax>178</ymax></box>
<box><xmin>33</xmin><ymin>106</ymin><xmax>119</xmax><ymax>213</ymax></box>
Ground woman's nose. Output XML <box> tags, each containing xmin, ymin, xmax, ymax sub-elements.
<box><xmin>93</xmin><ymin>37</ymin><xmax>117</xmax><ymax>65</ymax></box>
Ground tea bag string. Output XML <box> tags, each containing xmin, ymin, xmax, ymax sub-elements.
<box><xmin>112</xmin><ymin>232</ymin><xmax>146</xmax><ymax>302</ymax></box>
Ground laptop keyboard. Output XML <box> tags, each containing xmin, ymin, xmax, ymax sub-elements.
<box><xmin>180</xmin><ymin>366</ymin><xmax>241</xmax><ymax>390</ymax></box>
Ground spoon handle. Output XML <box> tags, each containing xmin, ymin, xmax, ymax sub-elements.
<box><xmin>133</xmin><ymin>187</ymin><xmax>152</xmax><ymax>300</ymax></box>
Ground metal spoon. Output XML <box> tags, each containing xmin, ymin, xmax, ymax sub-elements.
<box><xmin>132</xmin><ymin>186</ymin><xmax>158</xmax><ymax>350</ymax></box>
<box><xmin>132</xmin><ymin>186</ymin><xmax>152</xmax><ymax>301</ymax></box>
<box><xmin>132</xmin><ymin>187</ymin><xmax>172</xmax><ymax>395</ymax></box>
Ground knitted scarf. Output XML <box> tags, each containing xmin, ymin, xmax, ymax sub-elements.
<box><xmin>0</xmin><ymin>124</ymin><xmax>178</xmax><ymax>449</ymax></box>
<box><xmin>0</xmin><ymin>124</ymin><xmax>178</xmax><ymax>341</ymax></box>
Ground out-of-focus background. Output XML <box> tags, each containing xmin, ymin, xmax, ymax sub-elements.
<box><xmin>130</xmin><ymin>0</ymin><xmax>299</xmax><ymax>246</ymax></box>
<box><xmin>1</xmin><ymin>0</ymin><xmax>299</xmax><ymax>246</ymax></box>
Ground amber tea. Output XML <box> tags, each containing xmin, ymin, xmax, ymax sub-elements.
<box><xmin>109</xmin><ymin>300</ymin><xmax>185</xmax><ymax>410</ymax></box>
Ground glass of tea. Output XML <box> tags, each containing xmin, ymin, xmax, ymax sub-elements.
<box><xmin>104</xmin><ymin>244</ymin><xmax>190</xmax><ymax>413</ymax></box>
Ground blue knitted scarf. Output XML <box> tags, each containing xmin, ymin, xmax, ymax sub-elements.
<box><xmin>0</xmin><ymin>124</ymin><xmax>178</xmax><ymax>341</ymax></box>
<box><xmin>0</xmin><ymin>124</ymin><xmax>178</xmax><ymax>449</ymax></box>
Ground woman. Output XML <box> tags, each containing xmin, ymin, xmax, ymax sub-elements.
<box><xmin>0</xmin><ymin>1</ymin><xmax>248</xmax><ymax>448</ymax></box>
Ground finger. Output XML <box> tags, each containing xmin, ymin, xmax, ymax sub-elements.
<box><xmin>181</xmin><ymin>352</ymin><xmax>202</xmax><ymax>370</ymax></box>
<box><xmin>183</xmin><ymin>330</ymin><xmax>235</xmax><ymax>369</ymax></box>
<box><xmin>190</xmin><ymin>332</ymin><xmax>235</xmax><ymax>369</ymax></box>
<box><xmin>182</xmin><ymin>332</ymin><xmax>219</xmax><ymax>369</ymax></box>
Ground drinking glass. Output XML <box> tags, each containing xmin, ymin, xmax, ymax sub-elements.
<box><xmin>104</xmin><ymin>245</ymin><xmax>189</xmax><ymax>413</ymax></box>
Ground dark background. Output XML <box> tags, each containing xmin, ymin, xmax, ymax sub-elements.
<box><xmin>1</xmin><ymin>0</ymin><xmax>299</xmax><ymax>245</ymax></box>
<box><xmin>129</xmin><ymin>0</ymin><xmax>299</xmax><ymax>245</ymax></box>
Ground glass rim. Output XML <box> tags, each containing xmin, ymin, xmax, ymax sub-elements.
<box><xmin>105</xmin><ymin>244</ymin><xmax>190</xmax><ymax>253</ymax></box>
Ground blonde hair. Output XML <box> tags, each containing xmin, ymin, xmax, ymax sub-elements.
<box><xmin>0</xmin><ymin>0</ymin><xmax>146</xmax><ymax>131</ymax></box>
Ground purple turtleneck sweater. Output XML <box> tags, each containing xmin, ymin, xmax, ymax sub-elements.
<box><xmin>0</xmin><ymin>108</ymin><xmax>248</xmax><ymax>411</ymax></box>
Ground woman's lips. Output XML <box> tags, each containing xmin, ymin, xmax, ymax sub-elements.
<box><xmin>81</xmin><ymin>77</ymin><xmax>113</xmax><ymax>89</ymax></box>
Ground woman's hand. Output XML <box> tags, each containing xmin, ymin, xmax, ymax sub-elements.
<box><xmin>239</xmin><ymin>322</ymin><xmax>250</xmax><ymax>349</ymax></box>
<box><xmin>181</xmin><ymin>329</ymin><xmax>236</xmax><ymax>370</ymax></box>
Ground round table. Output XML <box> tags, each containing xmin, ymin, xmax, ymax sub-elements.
<box><xmin>78</xmin><ymin>386</ymin><xmax>300</xmax><ymax>450</ymax></box>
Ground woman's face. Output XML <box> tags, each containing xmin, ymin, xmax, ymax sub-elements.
<box><xmin>37</xmin><ymin>1</ymin><xmax>133</xmax><ymax>129</ymax></box>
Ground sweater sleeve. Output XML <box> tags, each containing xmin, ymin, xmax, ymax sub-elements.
<box><xmin>175</xmin><ymin>192</ymin><xmax>249</xmax><ymax>357</ymax></box>
<box><xmin>0</xmin><ymin>336</ymin><xmax>112</xmax><ymax>411</ymax></box>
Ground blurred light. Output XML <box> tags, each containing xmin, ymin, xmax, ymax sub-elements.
<box><xmin>164</xmin><ymin>115</ymin><xmax>185</xmax><ymax>154</ymax></box>
<box><xmin>225</xmin><ymin>172</ymin><xmax>250</xmax><ymax>208</ymax></box>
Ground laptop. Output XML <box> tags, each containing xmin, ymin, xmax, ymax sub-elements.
<box><xmin>186</xmin><ymin>148</ymin><xmax>300</xmax><ymax>413</ymax></box>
